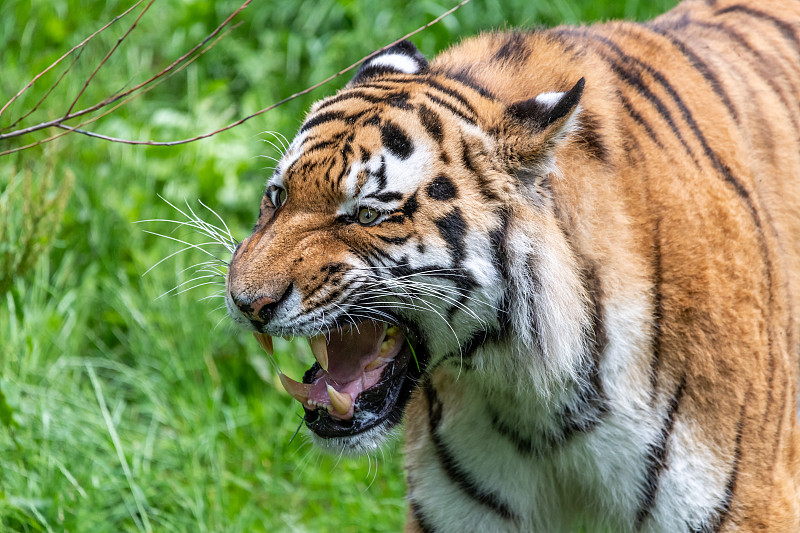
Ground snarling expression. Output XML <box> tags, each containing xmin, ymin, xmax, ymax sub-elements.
<box><xmin>225</xmin><ymin>41</ymin><xmax>585</xmax><ymax>453</ymax></box>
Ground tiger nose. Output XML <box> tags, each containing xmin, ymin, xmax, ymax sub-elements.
<box><xmin>232</xmin><ymin>285</ymin><xmax>290</xmax><ymax>324</ymax></box>
<box><xmin>234</xmin><ymin>295</ymin><xmax>276</xmax><ymax>320</ymax></box>
<box><xmin>233</xmin><ymin>296</ymin><xmax>277</xmax><ymax>322</ymax></box>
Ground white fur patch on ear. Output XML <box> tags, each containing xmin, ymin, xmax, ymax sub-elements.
<box><xmin>348</xmin><ymin>40</ymin><xmax>429</xmax><ymax>86</ymax></box>
<box><xmin>508</xmin><ymin>78</ymin><xmax>585</xmax><ymax>134</ymax></box>
<box><xmin>534</xmin><ymin>91</ymin><xmax>566</xmax><ymax>107</ymax></box>
<box><xmin>533</xmin><ymin>91</ymin><xmax>583</xmax><ymax>138</ymax></box>
<box><xmin>364</xmin><ymin>53</ymin><xmax>421</xmax><ymax>74</ymax></box>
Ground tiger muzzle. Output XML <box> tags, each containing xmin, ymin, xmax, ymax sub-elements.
<box><xmin>230</xmin><ymin>285</ymin><xmax>291</xmax><ymax>326</ymax></box>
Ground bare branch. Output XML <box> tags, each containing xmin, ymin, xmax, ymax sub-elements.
<box><xmin>63</xmin><ymin>0</ymin><xmax>156</xmax><ymax>117</ymax></box>
<box><xmin>0</xmin><ymin>0</ymin><xmax>252</xmax><ymax>144</ymax></box>
<box><xmin>0</xmin><ymin>0</ymin><xmax>144</xmax><ymax>123</ymax></box>
<box><xmin>4</xmin><ymin>48</ymin><xmax>86</xmax><ymax>132</ymax></box>
<box><xmin>0</xmin><ymin>21</ymin><xmax>241</xmax><ymax>157</ymax></box>
<box><xmin>0</xmin><ymin>0</ymin><xmax>472</xmax><ymax>155</ymax></box>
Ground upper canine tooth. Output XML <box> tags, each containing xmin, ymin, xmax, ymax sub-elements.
<box><xmin>278</xmin><ymin>373</ymin><xmax>311</xmax><ymax>405</ymax></box>
<box><xmin>326</xmin><ymin>384</ymin><xmax>352</xmax><ymax>415</ymax></box>
<box><xmin>380</xmin><ymin>337</ymin><xmax>395</xmax><ymax>355</ymax></box>
<box><xmin>309</xmin><ymin>335</ymin><xmax>329</xmax><ymax>372</ymax></box>
<box><xmin>253</xmin><ymin>332</ymin><xmax>273</xmax><ymax>355</ymax></box>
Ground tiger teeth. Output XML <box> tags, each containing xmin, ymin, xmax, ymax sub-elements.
<box><xmin>365</xmin><ymin>356</ymin><xmax>390</xmax><ymax>372</ymax></box>
<box><xmin>278</xmin><ymin>373</ymin><xmax>311</xmax><ymax>405</ymax></box>
<box><xmin>381</xmin><ymin>337</ymin><xmax>395</xmax><ymax>354</ymax></box>
<box><xmin>253</xmin><ymin>332</ymin><xmax>273</xmax><ymax>355</ymax></box>
<box><xmin>326</xmin><ymin>384</ymin><xmax>352</xmax><ymax>415</ymax></box>
<box><xmin>309</xmin><ymin>335</ymin><xmax>329</xmax><ymax>371</ymax></box>
<box><xmin>307</xmin><ymin>400</ymin><xmax>331</xmax><ymax>412</ymax></box>
<box><xmin>365</xmin><ymin>343</ymin><xmax>395</xmax><ymax>371</ymax></box>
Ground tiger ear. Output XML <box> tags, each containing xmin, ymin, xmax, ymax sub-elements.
<box><xmin>348</xmin><ymin>40</ymin><xmax>429</xmax><ymax>86</ymax></box>
<box><xmin>504</xmin><ymin>78</ymin><xmax>585</xmax><ymax>166</ymax></box>
<box><xmin>508</xmin><ymin>77</ymin><xmax>585</xmax><ymax>134</ymax></box>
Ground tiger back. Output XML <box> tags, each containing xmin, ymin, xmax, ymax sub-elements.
<box><xmin>225</xmin><ymin>0</ymin><xmax>800</xmax><ymax>531</ymax></box>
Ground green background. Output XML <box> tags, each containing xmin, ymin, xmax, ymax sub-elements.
<box><xmin>0</xmin><ymin>0</ymin><xmax>676</xmax><ymax>531</ymax></box>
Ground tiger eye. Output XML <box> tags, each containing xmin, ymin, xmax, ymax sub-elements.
<box><xmin>358</xmin><ymin>207</ymin><xmax>379</xmax><ymax>225</ymax></box>
<box><xmin>268</xmin><ymin>185</ymin><xmax>287</xmax><ymax>208</ymax></box>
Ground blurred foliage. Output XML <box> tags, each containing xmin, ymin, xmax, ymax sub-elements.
<box><xmin>0</xmin><ymin>0</ymin><xmax>676</xmax><ymax>531</ymax></box>
<box><xmin>0</xmin><ymin>155</ymin><xmax>73</xmax><ymax>294</ymax></box>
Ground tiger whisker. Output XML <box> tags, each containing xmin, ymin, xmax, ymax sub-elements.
<box><xmin>171</xmin><ymin>279</ymin><xmax>228</xmax><ymax>297</ymax></box>
<box><xmin>272</xmin><ymin>131</ymin><xmax>291</xmax><ymax>150</ymax></box>
<box><xmin>260</xmin><ymin>137</ymin><xmax>287</xmax><ymax>158</ymax></box>
<box><xmin>191</xmin><ymin>268</ymin><xmax>226</xmax><ymax>279</ymax></box>
<box><xmin>155</xmin><ymin>274</ymin><xmax>225</xmax><ymax>300</ymax></box>
<box><xmin>187</xmin><ymin>199</ymin><xmax>238</xmax><ymax>250</ymax></box>
<box><xmin>260</xmin><ymin>129</ymin><xmax>290</xmax><ymax>151</ymax></box>
<box><xmin>176</xmin><ymin>259</ymin><xmax>225</xmax><ymax>274</ymax></box>
<box><xmin>358</xmin><ymin>301</ymin><xmax>463</xmax><ymax>350</ymax></box>
<box><xmin>382</xmin><ymin>284</ymin><xmax>489</xmax><ymax>324</ymax></box>
<box><xmin>352</xmin><ymin>265</ymin><xmax>468</xmax><ymax>279</ymax></box>
<box><xmin>384</xmin><ymin>277</ymin><xmax>497</xmax><ymax>309</ymax></box>
<box><xmin>372</xmin><ymin>276</ymin><xmax>496</xmax><ymax>315</ymax></box>
<box><xmin>141</xmin><ymin>241</ymin><xmax>225</xmax><ymax>278</ymax></box>
<box><xmin>256</xmin><ymin>154</ymin><xmax>282</xmax><ymax>164</ymax></box>
<box><xmin>197</xmin><ymin>198</ymin><xmax>238</xmax><ymax>245</ymax></box>
<box><xmin>149</xmin><ymin>195</ymin><xmax>237</xmax><ymax>252</ymax></box>
<box><xmin>138</xmin><ymin>217</ymin><xmax>234</xmax><ymax>253</ymax></box>
<box><xmin>179</xmin><ymin>265</ymin><xmax>227</xmax><ymax>280</ymax></box>
<box><xmin>357</xmin><ymin>277</ymin><xmax>489</xmax><ymax>326</ymax></box>
<box><xmin>213</xmin><ymin>314</ymin><xmax>230</xmax><ymax>331</ymax></box>
<box><xmin>142</xmin><ymin>232</ymin><xmax>228</xmax><ymax>267</ymax></box>
<box><xmin>330</xmin><ymin>303</ymin><xmax>364</xmax><ymax>334</ymax></box>
<box><xmin>351</xmin><ymin>282</ymin><xmax>468</xmax><ymax>337</ymax></box>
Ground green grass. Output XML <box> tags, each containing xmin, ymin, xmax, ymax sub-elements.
<box><xmin>1</xmin><ymin>1</ymin><xmax>676</xmax><ymax>531</ymax></box>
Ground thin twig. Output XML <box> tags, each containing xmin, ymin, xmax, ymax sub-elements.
<box><xmin>3</xmin><ymin>47</ymin><xmax>85</xmax><ymax>133</ymax></box>
<box><xmin>63</xmin><ymin>0</ymin><xmax>156</xmax><ymax>117</ymax></box>
<box><xmin>0</xmin><ymin>0</ymin><xmax>471</xmax><ymax>154</ymax></box>
<box><xmin>66</xmin><ymin>22</ymin><xmax>241</xmax><ymax>129</ymax></box>
<box><xmin>0</xmin><ymin>21</ymin><xmax>240</xmax><ymax>157</ymax></box>
<box><xmin>0</xmin><ymin>0</ymin><xmax>144</xmax><ymax>123</ymax></box>
<box><xmin>0</xmin><ymin>0</ymin><xmax>252</xmax><ymax>144</ymax></box>
<box><xmin>65</xmin><ymin>0</ymin><xmax>473</xmax><ymax>146</ymax></box>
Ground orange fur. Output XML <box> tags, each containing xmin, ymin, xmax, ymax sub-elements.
<box><xmin>422</xmin><ymin>1</ymin><xmax>800</xmax><ymax>529</ymax></box>
<box><xmin>227</xmin><ymin>1</ymin><xmax>800</xmax><ymax>530</ymax></box>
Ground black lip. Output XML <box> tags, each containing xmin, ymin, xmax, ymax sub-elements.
<box><xmin>301</xmin><ymin>337</ymin><xmax>426</xmax><ymax>439</ymax></box>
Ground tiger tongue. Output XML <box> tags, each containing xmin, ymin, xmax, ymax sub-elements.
<box><xmin>323</xmin><ymin>321</ymin><xmax>386</xmax><ymax>383</ymax></box>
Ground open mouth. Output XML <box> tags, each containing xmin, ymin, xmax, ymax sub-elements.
<box><xmin>253</xmin><ymin>321</ymin><xmax>421</xmax><ymax>438</ymax></box>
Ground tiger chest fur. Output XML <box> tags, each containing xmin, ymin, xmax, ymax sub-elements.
<box><xmin>224</xmin><ymin>0</ymin><xmax>800</xmax><ymax>531</ymax></box>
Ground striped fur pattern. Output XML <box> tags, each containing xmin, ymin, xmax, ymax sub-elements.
<box><xmin>225</xmin><ymin>1</ymin><xmax>800</xmax><ymax>531</ymax></box>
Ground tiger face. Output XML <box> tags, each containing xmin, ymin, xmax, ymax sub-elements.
<box><xmin>225</xmin><ymin>41</ymin><xmax>587</xmax><ymax>453</ymax></box>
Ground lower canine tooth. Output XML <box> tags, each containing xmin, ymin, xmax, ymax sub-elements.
<box><xmin>309</xmin><ymin>335</ymin><xmax>329</xmax><ymax>371</ymax></box>
<box><xmin>326</xmin><ymin>384</ymin><xmax>352</xmax><ymax>415</ymax></box>
<box><xmin>278</xmin><ymin>373</ymin><xmax>311</xmax><ymax>405</ymax></box>
<box><xmin>253</xmin><ymin>332</ymin><xmax>273</xmax><ymax>355</ymax></box>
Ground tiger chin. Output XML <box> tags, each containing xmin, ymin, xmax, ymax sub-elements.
<box><xmin>224</xmin><ymin>1</ymin><xmax>800</xmax><ymax>531</ymax></box>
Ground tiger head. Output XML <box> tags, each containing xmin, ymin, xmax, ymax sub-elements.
<box><xmin>225</xmin><ymin>40</ymin><xmax>590</xmax><ymax>453</ymax></box>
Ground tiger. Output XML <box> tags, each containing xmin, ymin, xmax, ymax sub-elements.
<box><xmin>223</xmin><ymin>0</ymin><xmax>800</xmax><ymax>531</ymax></box>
